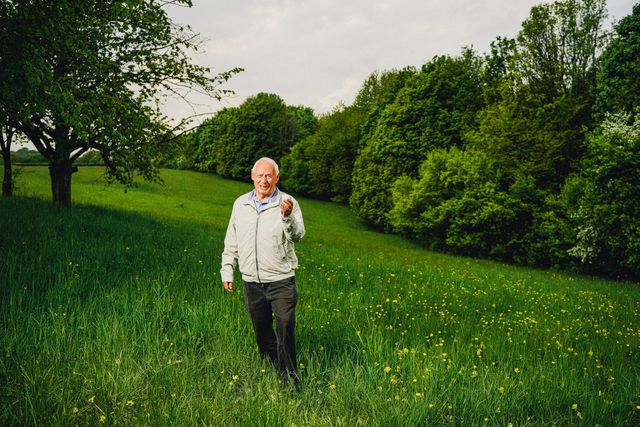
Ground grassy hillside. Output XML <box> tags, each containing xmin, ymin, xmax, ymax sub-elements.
<box><xmin>1</xmin><ymin>166</ymin><xmax>639</xmax><ymax>425</ymax></box>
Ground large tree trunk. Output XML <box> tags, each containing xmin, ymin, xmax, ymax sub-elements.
<box><xmin>2</xmin><ymin>149</ymin><xmax>12</xmax><ymax>197</ymax></box>
<box><xmin>49</xmin><ymin>160</ymin><xmax>75</xmax><ymax>207</ymax></box>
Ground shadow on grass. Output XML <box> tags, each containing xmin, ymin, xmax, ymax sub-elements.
<box><xmin>298</xmin><ymin>317</ymin><xmax>366</xmax><ymax>371</ymax></box>
<box><xmin>0</xmin><ymin>195</ymin><xmax>224</xmax><ymax>309</ymax></box>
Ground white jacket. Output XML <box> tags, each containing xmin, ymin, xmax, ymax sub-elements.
<box><xmin>220</xmin><ymin>189</ymin><xmax>305</xmax><ymax>284</ymax></box>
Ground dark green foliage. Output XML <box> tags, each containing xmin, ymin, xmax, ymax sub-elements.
<box><xmin>192</xmin><ymin>93</ymin><xmax>316</xmax><ymax>181</ymax></box>
<box><xmin>594</xmin><ymin>3</ymin><xmax>640</xmax><ymax>119</ymax></box>
<box><xmin>281</xmin><ymin>104</ymin><xmax>362</xmax><ymax>202</ymax></box>
<box><xmin>281</xmin><ymin>70</ymin><xmax>411</xmax><ymax>202</ymax></box>
<box><xmin>351</xmin><ymin>49</ymin><xmax>485</xmax><ymax>228</ymax></box>
<box><xmin>389</xmin><ymin>148</ymin><xmax>577</xmax><ymax>267</ymax></box>
<box><xmin>470</xmin><ymin>0</ymin><xmax>608</xmax><ymax>189</ymax></box>
<box><xmin>469</xmin><ymin>92</ymin><xmax>590</xmax><ymax>188</ymax></box>
<box><xmin>568</xmin><ymin>113</ymin><xmax>640</xmax><ymax>280</ymax></box>
<box><xmin>482</xmin><ymin>37</ymin><xmax>516</xmax><ymax>105</ymax></box>
<box><xmin>357</xmin><ymin>68</ymin><xmax>417</xmax><ymax>150</ymax></box>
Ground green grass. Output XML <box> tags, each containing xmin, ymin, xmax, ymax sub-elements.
<box><xmin>1</xmin><ymin>166</ymin><xmax>639</xmax><ymax>426</ymax></box>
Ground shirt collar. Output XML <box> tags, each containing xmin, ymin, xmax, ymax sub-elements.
<box><xmin>250</xmin><ymin>187</ymin><xmax>279</xmax><ymax>204</ymax></box>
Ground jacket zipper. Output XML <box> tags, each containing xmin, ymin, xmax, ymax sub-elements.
<box><xmin>254</xmin><ymin>211</ymin><xmax>261</xmax><ymax>283</ymax></box>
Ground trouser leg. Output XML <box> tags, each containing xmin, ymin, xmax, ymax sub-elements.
<box><xmin>266</xmin><ymin>277</ymin><xmax>298</xmax><ymax>378</ymax></box>
<box><xmin>243</xmin><ymin>281</ymin><xmax>278</xmax><ymax>364</ymax></box>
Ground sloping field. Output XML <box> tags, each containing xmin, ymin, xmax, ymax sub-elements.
<box><xmin>1</xmin><ymin>166</ymin><xmax>639</xmax><ymax>425</ymax></box>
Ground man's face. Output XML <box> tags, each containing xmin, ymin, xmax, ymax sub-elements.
<box><xmin>252</xmin><ymin>161</ymin><xmax>279</xmax><ymax>200</ymax></box>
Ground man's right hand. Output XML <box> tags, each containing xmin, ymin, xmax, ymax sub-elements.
<box><xmin>223</xmin><ymin>282</ymin><xmax>234</xmax><ymax>292</ymax></box>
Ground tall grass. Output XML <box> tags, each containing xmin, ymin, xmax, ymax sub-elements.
<box><xmin>1</xmin><ymin>166</ymin><xmax>639</xmax><ymax>425</ymax></box>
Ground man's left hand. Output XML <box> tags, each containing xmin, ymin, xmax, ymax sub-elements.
<box><xmin>281</xmin><ymin>197</ymin><xmax>293</xmax><ymax>217</ymax></box>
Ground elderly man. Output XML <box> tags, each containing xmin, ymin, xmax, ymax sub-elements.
<box><xmin>221</xmin><ymin>157</ymin><xmax>305</xmax><ymax>386</ymax></box>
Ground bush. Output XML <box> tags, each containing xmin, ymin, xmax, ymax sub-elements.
<box><xmin>389</xmin><ymin>148</ymin><xmax>513</xmax><ymax>257</ymax></box>
<box><xmin>390</xmin><ymin>147</ymin><xmax>577</xmax><ymax>267</ymax></box>
<box><xmin>568</xmin><ymin>113</ymin><xmax>640</xmax><ymax>280</ymax></box>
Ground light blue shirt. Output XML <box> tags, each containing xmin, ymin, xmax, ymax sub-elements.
<box><xmin>250</xmin><ymin>187</ymin><xmax>279</xmax><ymax>213</ymax></box>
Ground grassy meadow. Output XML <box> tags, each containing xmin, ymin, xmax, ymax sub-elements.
<box><xmin>1</xmin><ymin>166</ymin><xmax>639</xmax><ymax>425</ymax></box>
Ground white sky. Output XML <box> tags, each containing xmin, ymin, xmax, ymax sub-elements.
<box><xmin>162</xmin><ymin>0</ymin><xmax>636</xmax><ymax>124</ymax></box>
<box><xmin>12</xmin><ymin>0</ymin><xmax>636</xmax><ymax>150</ymax></box>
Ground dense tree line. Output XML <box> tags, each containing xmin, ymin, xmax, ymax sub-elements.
<box><xmin>183</xmin><ymin>0</ymin><xmax>639</xmax><ymax>281</ymax></box>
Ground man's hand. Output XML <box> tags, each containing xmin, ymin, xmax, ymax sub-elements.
<box><xmin>281</xmin><ymin>197</ymin><xmax>294</xmax><ymax>217</ymax></box>
<box><xmin>223</xmin><ymin>281</ymin><xmax>234</xmax><ymax>292</ymax></box>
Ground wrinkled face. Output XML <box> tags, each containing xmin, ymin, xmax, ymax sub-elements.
<box><xmin>252</xmin><ymin>161</ymin><xmax>279</xmax><ymax>200</ymax></box>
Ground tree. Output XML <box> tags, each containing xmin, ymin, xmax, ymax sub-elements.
<box><xmin>594</xmin><ymin>3</ymin><xmax>640</xmax><ymax>119</ymax></box>
<box><xmin>471</xmin><ymin>0</ymin><xmax>609</xmax><ymax>189</ymax></box>
<box><xmin>0</xmin><ymin>124</ymin><xmax>16</xmax><ymax>196</ymax></box>
<box><xmin>195</xmin><ymin>93</ymin><xmax>316</xmax><ymax>181</ymax></box>
<box><xmin>482</xmin><ymin>37</ymin><xmax>517</xmax><ymax>105</ymax></box>
<box><xmin>0</xmin><ymin>0</ymin><xmax>240</xmax><ymax>206</ymax></box>
<box><xmin>350</xmin><ymin>49</ymin><xmax>485</xmax><ymax>228</ymax></box>
<box><xmin>281</xmin><ymin>103</ymin><xmax>362</xmax><ymax>201</ymax></box>
<box><xmin>281</xmin><ymin>69</ymin><xmax>414</xmax><ymax>202</ymax></box>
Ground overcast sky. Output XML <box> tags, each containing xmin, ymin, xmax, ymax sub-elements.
<box><xmin>162</xmin><ymin>0</ymin><xmax>635</xmax><ymax>123</ymax></box>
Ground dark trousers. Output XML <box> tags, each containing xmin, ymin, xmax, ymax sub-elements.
<box><xmin>243</xmin><ymin>276</ymin><xmax>297</xmax><ymax>379</ymax></box>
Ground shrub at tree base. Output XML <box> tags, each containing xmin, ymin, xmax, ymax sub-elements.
<box><xmin>567</xmin><ymin>113</ymin><xmax>640</xmax><ymax>281</ymax></box>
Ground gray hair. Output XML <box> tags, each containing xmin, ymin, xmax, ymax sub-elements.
<box><xmin>251</xmin><ymin>157</ymin><xmax>280</xmax><ymax>176</ymax></box>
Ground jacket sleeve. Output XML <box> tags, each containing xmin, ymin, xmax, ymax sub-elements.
<box><xmin>220</xmin><ymin>203</ymin><xmax>238</xmax><ymax>283</ymax></box>
<box><xmin>282</xmin><ymin>198</ymin><xmax>305</xmax><ymax>243</ymax></box>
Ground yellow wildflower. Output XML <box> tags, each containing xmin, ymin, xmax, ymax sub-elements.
<box><xmin>99</xmin><ymin>415</ymin><xmax>106</xmax><ymax>423</ymax></box>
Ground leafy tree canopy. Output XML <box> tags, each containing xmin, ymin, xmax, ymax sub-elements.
<box><xmin>350</xmin><ymin>49</ymin><xmax>485</xmax><ymax>228</ymax></box>
<box><xmin>469</xmin><ymin>0</ymin><xmax>609</xmax><ymax>189</ymax></box>
<box><xmin>0</xmin><ymin>0</ymin><xmax>240</xmax><ymax>206</ymax></box>
<box><xmin>193</xmin><ymin>93</ymin><xmax>316</xmax><ymax>181</ymax></box>
<box><xmin>594</xmin><ymin>3</ymin><xmax>640</xmax><ymax>119</ymax></box>
<box><xmin>281</xmin><ymin>69</ymin><xmax>414</xmax><ymax>203</ymax></box>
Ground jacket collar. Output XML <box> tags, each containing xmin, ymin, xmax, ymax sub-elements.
<box><xmin>242</xmin><ymin>188</ymin><xmax>281</xmax><ymax>210</ymax></box>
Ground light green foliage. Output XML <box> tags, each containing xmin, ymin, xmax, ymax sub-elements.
<box><xmin>568</xmin><ymin>113</ymin><xmax>640</xmax><ymax>280</ymax></box>
<box><xmin>1</xmin><ymin>166</ymin><xmax>639</xmax><ymax>425</ymax></box>
<box><xmin>351</xmin><ymin>50</ymin><xmax>485</xmax><ymax>228</ymax></box>
<box><xmin>594</xmin><ymin>3</ymin><xmax>640</xmax><ymax>119</ymax></box>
